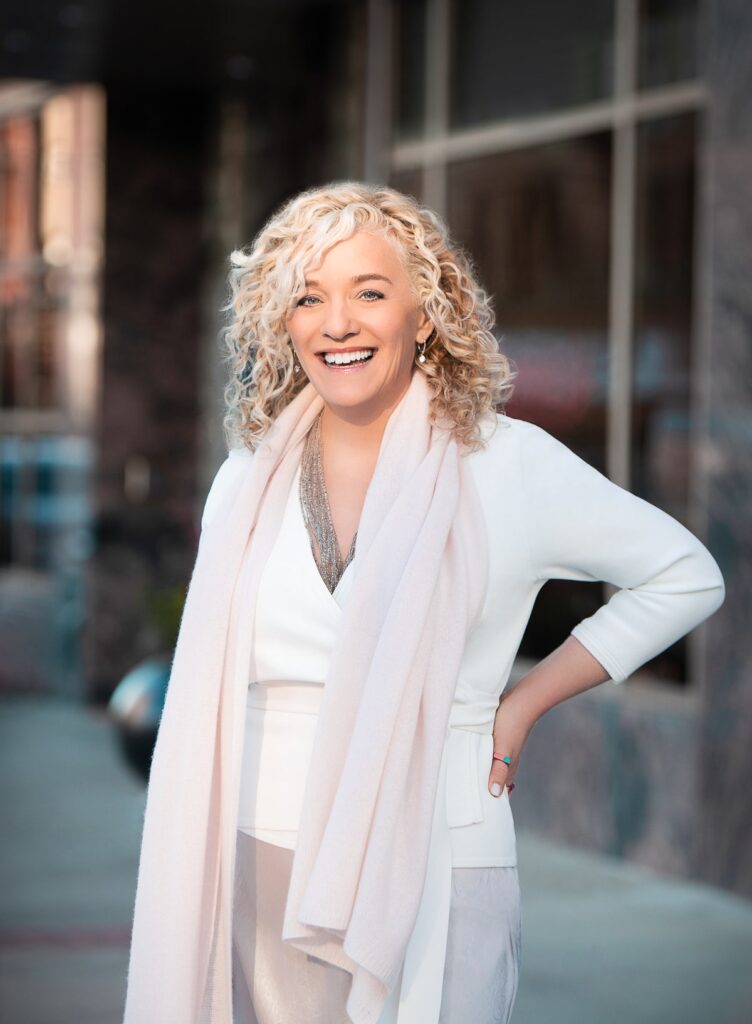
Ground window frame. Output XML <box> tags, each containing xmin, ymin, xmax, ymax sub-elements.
<box><xmin>364</xmin><ymin>0</ymin><xmax>711</xmax><ymax>691</ymax></box>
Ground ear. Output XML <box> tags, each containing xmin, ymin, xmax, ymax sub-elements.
<box><xmin>416</xmin><ymin>308</ymin><xmax>434</xmax><ymax>343</ymax></box>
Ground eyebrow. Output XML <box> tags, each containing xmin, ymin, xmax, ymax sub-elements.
<box><xmin>303</xmin><ymin>273</ymin><xmax>394</xmax><ymax>286</ymax></box>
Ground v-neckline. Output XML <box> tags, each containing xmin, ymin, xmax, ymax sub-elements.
<box><xmin>293</xmin><ymin>463</ymin><xmax>353</xmax><ymax>612</ymax></box>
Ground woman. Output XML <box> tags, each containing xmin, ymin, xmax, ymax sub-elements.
<box><xmin>122</xmin><ymin>182</ymin><xmax>725</xmax><ymax>1024</ymax></box>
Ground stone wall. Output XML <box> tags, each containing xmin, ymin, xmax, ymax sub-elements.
<box><xmin>693</xmin><ymin>0</ymin><xmax>752</xmax><ymax>897</ymax></box>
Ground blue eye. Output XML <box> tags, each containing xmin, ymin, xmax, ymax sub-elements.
<box><xmin>360</xmin><ymin>289</ymin><xmax>384</xmax><ymax>301</ymax></box>
<box><xmin>296</xmin><ymin>295</ymin><xmax>320</xmax><ymax>307</ymax></box>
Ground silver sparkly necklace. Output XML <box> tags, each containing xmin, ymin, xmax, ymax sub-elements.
<box><xmin>299</xmin><ymin>410</ymin><xmax>357</xmax><ymax>594</ymax></box>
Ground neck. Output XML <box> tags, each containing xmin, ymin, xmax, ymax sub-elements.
<box><xmin>319</xmin><ymin>375</ymin><xmax>412</xmax><ymax>454</ymax></box>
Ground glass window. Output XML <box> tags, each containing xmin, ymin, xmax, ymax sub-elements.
<box><xmin>393</xmin><ymin>0</ymin><xmax>428</xmax><ymax>141</ymax></box>
<box><xmin>0</xmin><ymin>97</ymin><xmax>103</xmax><ymax>416</ymax></box>
<box><xmin>0</xmin><ymin>267</ymin><xmax>66</xmax><ymax>410</ymax></box>
<box><xmin>632</xmin><ymin>112</ymin><xmax>696</xmax><ymax>527</ymax></box>
<box><xmin>1</xmin><ymin>86</ymin><xmax>103</xmax><ymax>564</ymax></box>
<box><xmin>0</xmin><ymin>115</ymin><xmax>46</xmax><ymax>410</ymax></box>
<box><xmin>629</xmin><ymin>112</ymin><xmax>698</xmax><ymax>683</ymax></box>
<box><xmin>0</xmin><ymin>435</ymin><xmax>93</xmax><ymax>571</ymax></box>
<box><xmin>448</xmin><ymin>133</ymin><xmax>612</xmax><ymax>468</ymax></box>
<box><xmin>385</xmin><ymin>0</ymin><xmax>708</xmax><ymax>687</ymax></box>
<box><xmin>388</xmin><ymin>167</ymin><xmax>424</xmax><ymax>202</ymax></box>
<box><xmin>447</xmin><ymin>132</ymin><xmax>612</xmax><ymax>660</ymax></box>
<box><xmin>449</xmin><ymin>0</ymin><xmax>614</xmax><ymax>129</ymax></box>
<box><xmin>638</xmin><ymin>0</ymin><xmax>704</xmax><ymax>90</ymax></box>
<box><xmin>0</xmin><ymin>85</ymin><xmax>103</xmax><ymax>696</ymax></box>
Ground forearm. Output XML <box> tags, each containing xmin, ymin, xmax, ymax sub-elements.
<box><xmin>501</xmin><ymin>635</ymin><xmax>611</xmax><ymax>732</ymax></box>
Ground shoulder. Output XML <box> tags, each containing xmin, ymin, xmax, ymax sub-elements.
<box><xmin>226</xmin><ymin>445</ymin><xmax>255</xmax><ymax>463</ymax></box>
<box><xmin>466</xmin><ymin>413</ymin><xmax>613</xmax><ymax>513</ymax></box>
<box><xmin>468</xmin><ymin>411</ymin><xmax>576</xmax><ymax>467</ymax></box>
<box><xmin>200</xmin><ymin>445</ymin><xmax>255</xmax><ymax>530</ymax></box>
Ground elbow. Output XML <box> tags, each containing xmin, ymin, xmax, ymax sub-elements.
<box><xmin>691</xmin><ymin>544</ymin><xmax>726</xmax><ymax>619</ymax></box>
<box><xmin>708</xmin><ymin>566</ymin><xmax>726</xmax><ymax>615</ymax></box>
<box><xmin>704</xmin><ymin>573</ymin><xmax>725</xmax><ymax>621</ymax></box>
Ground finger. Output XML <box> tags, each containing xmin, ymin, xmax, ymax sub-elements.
<box><xmin>488</xmin><ymin>756</ymin><xmax>510</xmax><ymax>797</ymax></box>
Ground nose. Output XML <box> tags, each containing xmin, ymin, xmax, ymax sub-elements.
<box><xmin>321</xmin><ymin>298</ymin><xmax>360</xmax><ymax>343</ymax></box>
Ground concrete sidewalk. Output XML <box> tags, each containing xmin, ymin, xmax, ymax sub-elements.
<box><xmin>1</xmin><ymin>693</ymin><xmax>750</xmax><ymax>1024</ymax></box>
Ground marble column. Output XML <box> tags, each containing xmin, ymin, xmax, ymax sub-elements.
<box><xmin>82</xmin><ymin>88</ymin><xmax>207</xmax><ymax>701</ymax></box>
<box><xmin>692</xmin><ymin>0</ymin><xmax>752</xmax><ymax>898</ymax></box>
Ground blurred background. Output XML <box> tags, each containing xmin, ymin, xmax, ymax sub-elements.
<box><xmin>1</xmin><ymin>1</ymin><xmax>750</xmax><ymax>1022</ymax></box>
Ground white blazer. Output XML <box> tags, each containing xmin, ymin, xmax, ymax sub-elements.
<box><xmin>201</xmin><ymin>411</ymin><xmax>725</xmax><ymax>1023</ymax></box>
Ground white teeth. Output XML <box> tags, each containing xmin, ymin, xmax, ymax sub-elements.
<box><xmin>323</xmin><ymin>349</ymin><xmax>374</xmax><ymax>366</ymax></box>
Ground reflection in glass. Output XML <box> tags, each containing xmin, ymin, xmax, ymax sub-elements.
<box><xmin>631</xmin><ymin>112</ymin><xmax>696</xmax><ymax>684</ymax></box>
<box><xmin>0</xmin><ymin>435</ymin><xmax>93</xmax><ymax>572</ymax></box>
<box><xmin>448</xmin><ymin>133</ymin><xmax>612</xmax><ymax>660</ymax></box>
<box><xmin>630</xmin><ymin>113</ymin><xmax>697</xmax><ymax>683</ymax></box>
<box><xmin>448</xmin><ymin>134</ymin><xmax>612</xmax><ymax>465</ymax></box>
<box><xmin>638</xmin><ymin>0</ymin><xmax>703</xmax><ymax>90</ymax></box>
<box><xmin>449</xmin><ymin>0</ymin><xmax>614</xmax><ymax>128</ymax></box>
<box><xmin>1</xmin><ymin>87</ymin><xmax>104</xmax><ymax>418</ymax></box>
<box><xmin>0</xmin><ymin>85</ymin><xmax>104</xmax><ymax>696</ymax></box>
<box><xmin>632</xmin><ymin>113</ymin><xmax>696</xmax><ymax>527</ymax></box>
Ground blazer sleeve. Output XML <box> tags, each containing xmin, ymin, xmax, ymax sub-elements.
<box><xmin>515</xmin><ymin>419</ymin><xmax>726</xmax><ymax>683</ymax></box>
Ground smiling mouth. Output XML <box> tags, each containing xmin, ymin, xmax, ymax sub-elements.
<box><xmin>317</xmin><ymin>348</ymin><xmax>376</xmax><ymax>367</ymax></box>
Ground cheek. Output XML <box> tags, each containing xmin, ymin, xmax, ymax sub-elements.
<box><xmin>383</xmin><ymin>336</ymin><xmax>416</xmax><ymax>374</ymax></box>
<box><xmin>372</xmin><ymin>312</ymin><xmax>415</xmax><ymax>352</ymax></box>
<box><xmin>379</xmin><ymin>342</ymin><xmax>411</xmax><ymax>367</ymax></box>
<box><xmin>288</xmin><ymin>324</ymin><xmax>316</xmax><ymax>357</ymax></box>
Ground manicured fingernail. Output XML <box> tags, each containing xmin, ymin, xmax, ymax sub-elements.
<box><xmin>490</xmin><ymin>782</ymin><xmax>501</xmax><ymax>797</ymax></box>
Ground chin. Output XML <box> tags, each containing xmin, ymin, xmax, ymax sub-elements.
<box><xmin>323</xmin><ymin>388</ymin><xmax>379</xmax><ymax>409</ymax></box>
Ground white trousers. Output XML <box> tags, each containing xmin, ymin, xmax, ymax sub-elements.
<box><xmin>231</xmin><ymin>830</ymin><xmax>522</xmax><ymax>1024</ymax></box>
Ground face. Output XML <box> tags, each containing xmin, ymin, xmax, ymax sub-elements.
<box><xmin>285</xmin><ymin>230</ymin><xmax>433</xmax><ymax>424</ymax></box>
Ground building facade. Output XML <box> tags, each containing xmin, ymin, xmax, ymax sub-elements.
<box><xmin>0</xmin><ymin>0</ymin><xmax>749</xmax><ymax>896</ymax></box>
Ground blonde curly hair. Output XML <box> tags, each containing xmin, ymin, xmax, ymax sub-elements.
<box><xmin>221</xmin><ymin>180</ymin><xmax>516</xmax><ymax>453</ymax></box>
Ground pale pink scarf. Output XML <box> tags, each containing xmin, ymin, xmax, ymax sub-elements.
<box><xmin>123</xmin><ymin>368</ymin><xmax>488</xmax><ymax>1024</ymax></box>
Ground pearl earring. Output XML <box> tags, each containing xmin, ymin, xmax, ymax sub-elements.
<box><xmin>416</xmin><ymin>340</ymin><xmax>427</xmax><ymax>364</ymax></box>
